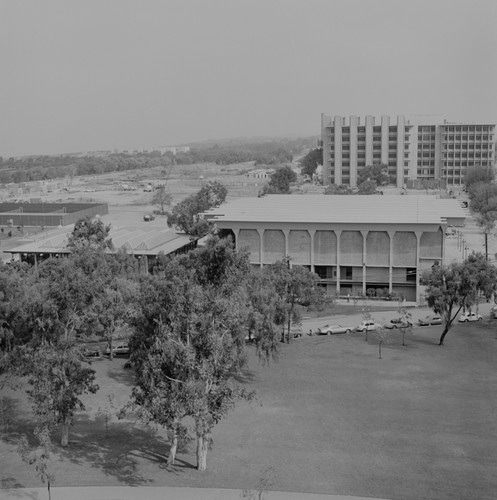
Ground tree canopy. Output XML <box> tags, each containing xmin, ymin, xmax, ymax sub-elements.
<box><xmin>358</xmin><ymin>163</ymin><xmax>390</xmax><ymax>186</ymax></box>
<box><xmin>151</xmin><ymin>186</ymin><xmax>173</xmax><ymax>214</ymax></box>
<box><xmin>260</xmin><ymin>165</ymin><xmax>297</xmax><ymax>195</ymax></box>
<box><xmin>67</xmin><ymin>216</ymin><xmax>113</xmax><ymax>251</ymax></box>
<box><xmin>166</xmin><ymin>181</ymin><xmax>227</xmax><ymax>237</ymax></box>
<box><xmin>300</xmin><ymin>148</ymin><xmax>323</xmax><ymax>177</ymax></box>
<box><xmin>464</xmin><ymin>165</ymin><xmax>495</xmax><ymax>190</ymax></box>
<box><xmin>421</xmin><ymin>253</ymin><xmax>497</xmax><ymax>345</ymax></box>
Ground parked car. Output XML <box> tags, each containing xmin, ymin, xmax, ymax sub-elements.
<box><xmin>318</xmin><ymin>324</ymin><xmax>354</xmax><ymax>335</ymax></box>
<box><xmin>143</xmin><ymin>214</ymin><xmax>155</xmax><ymax>222</ymax></box>
<box><xmin>458</xmin><ymin>312</ymin><xmax>482</xmax><ymax>322</ymax></box>
<box><xmin>356</xmin><ymin>321</ymin><xmax>381</xmax><ymax>332</ymax></box>
<box><xmin>418</xmin><ymin>315</ymin><xmax>442</xmax><ymax>326</ymax></box>
<box><xmin>82</xmin><ymin>347</ymin><xmax>101</xmax><ymax>358</ymax></box>
<box><xmin>105</xmin><ymin>343</ymin><xmax>131</xmax><ymax>356</ymax></box>
<box><xmin>385</xmin><ymin>318</ymin><xmax>412</xmax><ymax>329</ymax></box>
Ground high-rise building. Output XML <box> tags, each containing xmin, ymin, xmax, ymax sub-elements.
<box><xmin>321</xmin><ymin>115</ymin><xmax>496</xmax><ymax>188</ymax></box>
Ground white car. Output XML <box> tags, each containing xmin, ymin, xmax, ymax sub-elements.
<box><xmin>356</xmin><ymin>321</ymin><xmax>381</xmax><ymax>332</ymax></box>
<box><xmin>105</xmin><ymin>343</ymin><xmax>131</xmax><ymax>356</ymax></box>
<box><xmin>458</xmin><ymin>312</ymin><xmax>482</xmax><ymax>323</ymax></box>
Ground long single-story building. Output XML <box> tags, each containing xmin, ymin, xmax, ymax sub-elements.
<box><xmin>6</xmin><ymin>224</ymin><xmax>196</xmax><ymax>272</ymax></box>
<box><xmin>204</xmin><ymin>195</ymin><xmax>466</xmax><ymax>303</ymax></box>
<box><xmin>0</xmin><ymin>202</ymin><xmax>109</xmax><ymax>227</ymax></box>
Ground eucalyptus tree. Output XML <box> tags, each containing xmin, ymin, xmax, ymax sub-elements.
<box><xmin>263</xmin><ymin>260</ymin><xmax>325</xmax><ymax>343</ymax></box>
<box><xmin>127</xmin><ymin>238</ymin><xmax>272</xmax><ymax>470</ymax></box>
<box><xmin>421</xmin><ymin>253</ymin><xmax>497</xmax><ymax>345</ymax></box>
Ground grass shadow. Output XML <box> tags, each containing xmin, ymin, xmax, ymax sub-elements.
<box><xmin>104</xmin><ymin>361</ymin><xmax>136</xmax><ymax>387</ymax></box>
<box><xmin>58</xmin><ymin>414</ymin><xmax>194</xmax><ymax>484</ymax></box>
<box><xmin>233</xmin><ymin>368</ymin><xmax>258</xmax><ymax>384</ymax></box>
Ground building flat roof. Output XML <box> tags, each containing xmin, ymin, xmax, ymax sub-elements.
<box><xmin>204</xmin><ymin>195</ymin><xmax>466</xmax><ymax>226</ymax></box>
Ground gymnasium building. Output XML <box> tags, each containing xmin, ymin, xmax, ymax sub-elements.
<box><xmin>204</xmin><ymin>195</ymin><xmax>466</xmax><ymax>303</ymax></box>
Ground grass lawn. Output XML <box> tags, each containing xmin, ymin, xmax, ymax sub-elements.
<box><xmin>1</xmin><ymin>321</ymin><xmax>497</xmax><ymax>500</ymax></box>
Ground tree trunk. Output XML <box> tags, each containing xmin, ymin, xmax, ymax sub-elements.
<box><xmin>286</xmin><ymin>309</ymin><xmax>291</xmax><ymax>344</ymax></box>
<box><xmin>167</xmin><ymin>428</ymin><xmax>178</xmax><ymax>466</ymax></box>
<box><xmin>196</xmin><ymin>432</ymin><xmax>209</xmax><ymax>471</ymax></box>
<box><xmin>439</xmin><ymin>326</ymin><xmax>449</xmax><ymax>346</ymax></box>
<box><xmin>61</xmin><ymin>418</ymin><xmax>70</xmax><ymax>447</ymax></box>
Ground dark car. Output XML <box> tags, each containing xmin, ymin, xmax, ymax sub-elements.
<box><xmin>385</xmin><ymin>317</ymin><xmax>413</xmax><ymax>329</ymax></box>
<box><xmin>318</xmin><ymin>324</ymin><xmax>354</xmax><ymax>335</ymax></box>
<box><xmin>82</xmin><ymin>347</ymin><xmax>101</xmax><ymax>358</ymax></box>
<box><xmin>418</xmin><ymin>315</ymin><xmax>442</xmax><ymax>326</ymax></box>
<box><xmin>143</xmin><ymin>214</ymin><xmax>156</xmax><ymax>222</ymax></box>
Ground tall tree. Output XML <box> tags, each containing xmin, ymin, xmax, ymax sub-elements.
<box><xmin>421</xmin><ymin>254</ymin><xmax>497</xmax><ymax>345</ymax></box>
<box><xmin>151</xmin><ymin>186</ymin><xmax>173</xmax><ymax>214</ymax></box>
<box><xmin>468</xmin><ymin>183</ymin><xmax>497</xmax><ymax>261</ymax></box>
<box><xmin>260</xmin><ymin>165</ymin><xmax>297</xmax><ymax>195</ymax></box>
<box><xmin>20</xmin><ymin>344</ymin><xmax>99</xmax><ymax>446</ymax></box>
<box><xmin>264</xmin><ymin>260</ymin><xmax>325</xmax><ymax>343</ymax></box>
<box><xmin>67</xmin><ymin>216</ymin><xmax>113</xmax><ymax>251</ymax></box>
<box><xmin>300</xmin><ymin>148</ymin><xmax>323</xmax><ymax>177</ymax></box>
<box><xmin>358</xmin><ymin>163</ymin><xmax>389</xmax><ymax>186</ymax></box>
<box><xmin>128</xmin><ymin>238</ymin><xmax>257</xmax><ymax>471</ymax></box>
<box><xmin>464</xmin><ymin>165</ymin><xmax>494</xmax><ymax>190</ymax></box>
<box><xmin>166</xmin><ymin>181</ymin><xmax>227</xmax><ymax>237</ymax></box>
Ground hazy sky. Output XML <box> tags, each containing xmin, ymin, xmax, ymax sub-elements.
<box><xmin>1</xmin><ymin>0</ymin><xmax>496</xmax><ymax>157</ymax></box>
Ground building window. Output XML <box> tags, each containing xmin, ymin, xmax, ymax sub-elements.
<box><xmin>340</xmin><ymin>266</ymin><xmax>353</xmax><ymax>280</ymax></box>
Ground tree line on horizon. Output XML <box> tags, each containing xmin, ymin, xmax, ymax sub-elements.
<box><xmin>0</xmin><ymin>137</ymin><xmax>316</xmax><ymax>185</ymax></box>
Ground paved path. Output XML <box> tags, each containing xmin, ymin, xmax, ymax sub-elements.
<box><xmin>0</xmin><ymin>486</ymin><xmax>391</xmax><ymax>500</ymax></box>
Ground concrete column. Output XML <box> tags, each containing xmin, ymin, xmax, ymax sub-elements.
<box><xmin>335</xmin><ymin>229</ymin><xmax>342</xmax><ymax>296</ymax></box>
<box><xmin>361</xmin><ymin>230</ymin><xmax>368</xmax><ymax>296</ymax></box>
<box><xmin>396</xmin><ymin>115</ymin><xmax>406</xmax><ymax>188</ymax></box>
<box><xmin>143</xmin><ymin>255</ymin><xmax>149</xmax><ymax>274</ymax></box>
<box><xmin>434</xmin><ymin>124</ymin><xmax>442</xmax><ymax>181</ymax></box>
<box><xmin>411</xmin><ymin>124</ymin><xmax>419</xmax><ymax>184</ymax></box>
<box><xmin>334</xmin><ymin>116</ymin><xmax>343</xmax><ymax>185</ymax></box>
<box><xmin>415</xmin><ymin>231</ymin><xmax>422</xmax><ymax>305</ymax></box>
<box><xmin>283</xmin><ymin>229</ymin><xmax>290</xmax><ymax>266</ymax></box>
<box><xmin>232</xmin><ymin>228</ymin><xmax>240</xmax><ymax>250</ymax></box>
<box><xmin>257</xmin><ymin>229</ymin><xmax>264</xmax><ymax>268</ymax></box>
<box><xmin>350</xmin><ymin>115</ymin><xmax>358</xmax><ymax>187</ymax></box>
<box><xmin>321</xmin><ymin>114</ymin><xmax>332</xmax><ymax>186</ymax></box>
<box><xmin>388</xmin><ymin>231</ymin><xmax>395</xmax><ymax>293</ymax></box>
<box><xmin>365</xmin><ymin>115</ymin><xmax>374</xmax><ymax>168</ymax></box>
<box><xmin>381</xmin><ymin>115</ymin><xmax>390</xmax><ymax>165</ymax></box>
<box><xmin>309</xmin><ymin>229</ymin><xmax>316</xmax><ymax>272</ymax></box>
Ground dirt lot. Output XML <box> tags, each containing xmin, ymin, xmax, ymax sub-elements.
<box><xmin>0</xmin><ymin>162</ymin><xmax>267</xmax><ymax>260</ymax></box>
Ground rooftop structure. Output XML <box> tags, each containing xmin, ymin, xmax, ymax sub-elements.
<box><xmin>7</xmin><ymin>224</ymin><xmax>196</xmax><ymax>272</ymax></box>
<box><xmin>206</xmin><ymin>194</ymin><xmax>466</xmax><ymax>227</ymax></box>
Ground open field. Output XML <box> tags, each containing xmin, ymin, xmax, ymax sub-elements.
<box><xmin>1</xmin><ymin>315</ymin><xmax>496</xmax><ymax>500</ymax></box>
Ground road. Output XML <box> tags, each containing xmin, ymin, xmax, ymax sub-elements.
<box><xmin>300</xmin><ymin>300</ymin><xmax>495</xmax><ymax>335</ymax></box>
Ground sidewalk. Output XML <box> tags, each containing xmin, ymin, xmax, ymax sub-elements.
<box><xmin>0</xmin><ymin>486</ymin><xmax>391</xmax><ymax>500</ymax></box>
<box><xmin>333</xmin><ymin>298</ymin><xmax>417</xmax><ymax>309</ymax></box>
